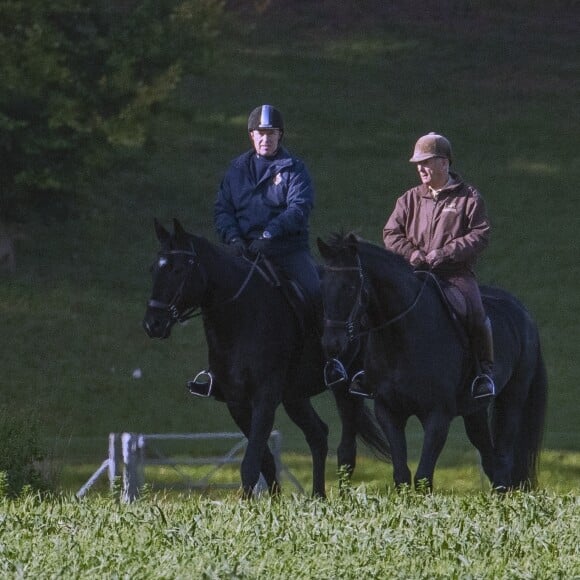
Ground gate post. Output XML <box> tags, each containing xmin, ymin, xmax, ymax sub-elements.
<box><xmin>108</xmin><ymin>432</ymin><xmax>118</xmax><ymax>491</ymax></box>
<box><xmin>121</xmin><ymin>432</ymin><xmax>145</xmax><ymax>502</ymax></box>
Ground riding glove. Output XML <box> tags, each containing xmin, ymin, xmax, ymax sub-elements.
<box><xmin>248</xmin><ymin>236</ymin><xmax>272</xmax><ymax>256</ymax></box>
<box><xmin>229</xmin><ymin>238</ymin><xmax>247</xmax><ymax>256</ymax></box>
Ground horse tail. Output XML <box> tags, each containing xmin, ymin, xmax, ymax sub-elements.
<box><xmin>511</xmin><ymin>342</ymin><xmax>548</xmax><ymax>489</ymax></box>
<box><xmin>353</xmin><ymin>398</ymin><xmax>392</xmax><ymax>463</ymax></box>
<box><xmin>331</xmin><ymin>388</ymin><xmax>391</xmax><ymax>471</ymax></box>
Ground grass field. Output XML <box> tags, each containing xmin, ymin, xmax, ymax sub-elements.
<box><xmin>1</xmin><ymin>4</ymin><xmax>579</xmax><ymax>496</ymax></box>
<box><xmin>1</xmin><ymin>487</ymin><xmax>578</xmax><ymax>578</ymax></box>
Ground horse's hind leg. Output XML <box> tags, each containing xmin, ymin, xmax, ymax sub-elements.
<box><xmin>226</xmin><ymin>401</ymin><xmax>280</xmax><ymax>497</ymax></box>
<box><xmin>490</xmin><ymin>398</ymin><xmax>524</xmax><ymax>491</ymax></box>
<box><xmin>463</xmin><ymin>410</ymin><xmax>495</xmax><ymax>485</ymax></box>
<box><xmin>283</xmin><ymin>398</ymin><xmax>329</xmax><ymax>498</ymax></box>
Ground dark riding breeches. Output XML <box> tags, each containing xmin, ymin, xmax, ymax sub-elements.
<box><xmin>272</xmin><ymin>250</ymin><xmax>321</xmax><ymax>305</ymax></box>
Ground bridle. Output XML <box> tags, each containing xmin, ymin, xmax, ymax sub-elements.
<box><xmin>147</xmin><ymin>248</ymin><xmax>261</xmax><ymax>323</ymax></box>
<box><xmin>323</xmin><ymin>255</ymin><xmax>369</xmax><ymax>343</ymax></box>
<box><xmin>323</xmin><ymin>254</ymin><xmax>431</xmax><ymax>343</ymax></box>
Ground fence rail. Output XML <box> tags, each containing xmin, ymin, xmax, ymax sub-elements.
<box><xmin>77</xmin><ymin>430</ymin><xmax>302</xmax><ymax>502</ymax></box>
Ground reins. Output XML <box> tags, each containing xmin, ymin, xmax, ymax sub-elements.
<box><xmin>323</xmin><ymin>255</ymin><xmax>432</xmax><ymax>342</ymax></box>
<box><xmin>147</xmin><ymin>248</ymin><xmax>262</xmax><ymax>323</ymax></box>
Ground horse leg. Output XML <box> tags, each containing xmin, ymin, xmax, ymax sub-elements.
<box><xmin>330</xmin><ymin>387</ymin><xmax>358</xmax><ymax>486</ymax></box>
<box><xmin>415</xmin><ymin>412</ymin><xmax>452</xmax><ymax>491</ymax></box>
<box><xmin>226</xmin><ymin>401</ymin><xmax>280</xmax><ymax>498</ymax></box>
<box><xmin>462</xmin><ymin>410</ymin><xmax>495</xmax><ymax>484</ymax></box>
<box><xmin>282</xmin><ymin>398</ymin><xmax>329</xmax><ymax>498</ymax></box>
<box><xmin>490</xmin><ymin>398</ymin><xmax>524</xmax><ymax>491</ymax></box>
<box><xmin>374</xmin><ymin>401</ymin><xmax>411</xmax><ymax>488</ymax></box>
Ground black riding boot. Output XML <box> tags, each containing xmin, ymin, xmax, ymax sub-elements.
<box><xmin>471</xmin><ymin>317</ymin><xmax>496</xmax><ymax>399</ymax></box>
<box><xmin>348</xmin><ymin>370</ymin><xmax>375</xmax><ymax>399</ymax></box>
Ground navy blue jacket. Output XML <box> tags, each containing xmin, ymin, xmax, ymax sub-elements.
<box><xmin>214</xmin><ymin>147</ymin><xmax>314</xmax><ymax>256</ymax></box>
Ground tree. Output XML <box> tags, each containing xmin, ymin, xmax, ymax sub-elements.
<box><xmin>0</xmin><ymin>0</ymin><xmax>224</xmax><ymax>220</ymax></box>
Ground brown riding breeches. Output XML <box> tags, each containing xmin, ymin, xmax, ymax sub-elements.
<box><xmin>443</xmin><ymin>273</ymin><xmax>486</xmax><ymax>328</ymax></box>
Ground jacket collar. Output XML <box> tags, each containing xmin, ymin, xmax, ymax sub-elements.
<box><xmin>234</xmin><ymin>146</ymin><xmax>293</xmax><ymax>170</ymax></box>
<box><xmin>419</xmin><ymin>171</ymin><xmax>464</xmax><ymax>198</ymax></box>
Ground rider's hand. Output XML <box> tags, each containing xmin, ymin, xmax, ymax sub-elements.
<box><xmin>426</xmin><ymin>249</ymin><xmax>445</xmax><ymax>268</ymax></box>
<box><xmin>229</xmin><ymin>238</ymin><xmax>247</xmax><ymax>257</ymax></box>
<box><xmin>410</xmin><ymin>249</ymin><xmax>427</xmax><ymax>268</ymax></box>
<box><xmin>248</xmin><ymin>236</ymin><xmax>271</xmax><ymax>256</ymax></box>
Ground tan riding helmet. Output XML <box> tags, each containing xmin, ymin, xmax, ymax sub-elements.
<box><xmin>409</xmin><ymin>132</ymin><xmax>453</xmax><ymax>163</ymax></box>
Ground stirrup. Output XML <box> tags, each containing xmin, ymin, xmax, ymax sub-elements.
<box><xmin>186</xmin><ymin>369</ymin><xmax>214</xmax><ymax>398</ymax></box>
<box><xmin>348</xmin><ymin>370</ymin><xmax>374</xmax><ymax>399</ymax></box>
<box><xmin>324</xmin><ymin>358</ymin><xmax>348</xmax><ymax>389</ymax></box>
<box><xmin>471</xmin><ymin>373</ymin><xmax>495</xmax><ymax>399</ymax></box>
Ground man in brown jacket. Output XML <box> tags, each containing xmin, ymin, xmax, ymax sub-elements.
<box><xmin>351</xmin><ymin>132</ymin><xmax>495</xmax><ymax>399</ymax></box>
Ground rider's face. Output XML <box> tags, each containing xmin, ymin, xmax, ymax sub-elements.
<box><xmin>415</xmin><ymin>157</ymin><xmax>449</xmax><ymax>189</ymax></box>
<box><xmin>250</xmin><ymin>129</ymin><xmax>282</xmax><ymax>157</ymax></box>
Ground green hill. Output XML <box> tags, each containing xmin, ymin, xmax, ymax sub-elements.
<box><xmin>2</xmin><ymin>4</ymin><xmax>578</xmax><ymax>483</ymax></box>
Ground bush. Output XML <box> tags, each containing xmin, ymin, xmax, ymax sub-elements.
<box><xmin>0</xmin><ymin>407</ymin><xmax>47</xmax><ymax>496</ymax></box>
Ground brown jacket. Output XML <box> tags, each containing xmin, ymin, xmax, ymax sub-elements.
<box><xmin>383</xmin><ymin>173</ymin><xmax>490</xmax><ymax>276</ymax></box>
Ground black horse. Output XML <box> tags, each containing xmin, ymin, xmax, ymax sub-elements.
<box><xmin>143</xmin><ymin>220</ymin><xmax>390</xmax><ymax>498</ymax></box>
<box><xmin>318</xmin><ymin>232</ymin><xmax>547</xmax><ymax>491</ymax></box>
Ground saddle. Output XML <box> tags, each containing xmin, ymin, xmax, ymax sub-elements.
<box><xmin>419</xmin><ymin>271</ymin><xmax>469</xmax><ymax>338</ymax></box>
<box><xmin>441</xmin><ymin>281</ymin><xmax>468</xmax><ymax>322</ymax></box>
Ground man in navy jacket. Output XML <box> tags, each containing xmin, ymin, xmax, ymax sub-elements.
<box><xmin>214</xmin><ymin>104</ymin><xmax>319</xmax><ymax>304</ymax></box>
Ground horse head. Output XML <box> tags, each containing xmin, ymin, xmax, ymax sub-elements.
<box><xmin>143</xmin><ymin>218</ymin><xmax>206</xmax><ymax>339</ymax></box>
<box><xmin>317</xmin><ymin>233</ymin><xmax>368</xmax><ymax>358</ymax></box>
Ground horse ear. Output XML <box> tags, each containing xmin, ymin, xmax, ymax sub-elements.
<box><xmin>346</xmin><ymin>232</ymin><xmax>359</xmax><ymax>246</ymax></box>
<box><xmin>317</xmin><ymin>237</ymin><xmax>333</xmax><ymax>260</ymax></box>
<box><xmin>154</xmin><ymin>218</ymin><xmax>170</xmax><ymax>243</ymax></box>
<box><xmin>173</xmin><ymin>218</ymin><xmax>187</xmax><ymax>238</ymax></box>
<box><xmin>345</xmin><ymin>233</ymin><xmax>360</xmax><ymax>259</ymax></box>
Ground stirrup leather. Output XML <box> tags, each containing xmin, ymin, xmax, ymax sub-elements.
<box><xmin>187</xmin><ymin>369</ymin><xmax>214</xmax><ymax>398</ymax></box>
<box><xmin>324</xmin><ymin>358</ymin><xmax>348</xmax><ymax>388</ymax></box>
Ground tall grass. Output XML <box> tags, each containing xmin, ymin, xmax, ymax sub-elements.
<box><xmin>1</xmin><ymin>488</ymin><xmax>578</xmax><ymax>578</ymax></box>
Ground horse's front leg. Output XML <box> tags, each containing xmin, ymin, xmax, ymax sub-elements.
<box><xmin>330</xmin><ymin>386</ymin><xmax>358</xmax><ymax>486</ymax></box>
<box><xmin>241</xmin><ymin>399</ymin><xmax>279</xmax><ymax>498</ymax></box>
<box><xmin>374</xmin><ymin>401</ymin><xmax>411</xmax><ymax>488</ymax></box>
<box><xmin>227</xmin><ymin>400</ymin><xmax>279</xmax><ymax>498</ymax></box>
<box><xmin>415</xmin><ymin>411</ymin><xmax>452</xmax><ymax>491</ymax></box>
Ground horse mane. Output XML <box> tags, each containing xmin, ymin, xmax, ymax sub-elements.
<box><xmin>325</xmin><ymin>231</ymin><xmax>412</xmax><ymax>275</ymax></box>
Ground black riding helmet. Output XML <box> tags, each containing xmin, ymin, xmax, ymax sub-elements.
<box><xmin>247</xmin><ymin>105</ymin><xmax>284</xmax><ymax>133</ymax></box>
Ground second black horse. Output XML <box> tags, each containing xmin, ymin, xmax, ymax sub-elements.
<box><xmin>318</xmin><ymin>232</ymin><xmax>547</xmax><ymax>492</ymax></box>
